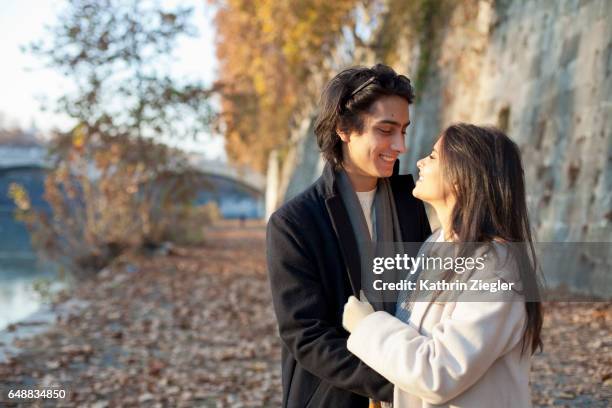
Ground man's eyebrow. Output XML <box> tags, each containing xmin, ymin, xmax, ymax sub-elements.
<box><xmin>375</xmin><ymin>119</ymin><xmax>411</xmax><ymax>127</ymax></box>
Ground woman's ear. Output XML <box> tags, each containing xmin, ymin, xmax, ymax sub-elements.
<box><xmin>337</xmin><ymin>128</ymin><xmax>350</xmax><ymax>143</ymax></box>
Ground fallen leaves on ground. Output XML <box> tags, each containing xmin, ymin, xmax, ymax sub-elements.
<box><xmin>0</xmin><ymin>220</ymin><xmax>281</xmax><ymax>407</ymax></box>
<box><xmin>0</xmin><ymin>220</ymin><xmax>610</xmax><ymax>407</ymax></box>
<box><xmin>531</xmin><ymin>301</ymin><xmax>611</xmax><ymax>407</ymax></box>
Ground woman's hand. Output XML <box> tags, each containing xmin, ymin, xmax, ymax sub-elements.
<box><xmin>343</xmin><ymin>295</ymin><xmax>375</xmax><ymax>333</ymax></box>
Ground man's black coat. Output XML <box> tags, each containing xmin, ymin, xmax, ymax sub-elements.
<box><xmin>266</xmin><ymin>161</ymin><xmax>431</xmax><ymax>407</ymax></box>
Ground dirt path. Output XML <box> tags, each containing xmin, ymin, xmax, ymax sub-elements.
<box><xmin>0</xmin><ymin>221</ymin><xmax>609</xmax><ymax>407</ymax></box>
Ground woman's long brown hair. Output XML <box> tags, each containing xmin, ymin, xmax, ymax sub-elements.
<box><xmin>432</xmin><ymin>123</ymin><xmax>543</xmax><ymax>355</ymax></box>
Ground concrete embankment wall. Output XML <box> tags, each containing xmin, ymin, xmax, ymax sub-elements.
<box><xmin>267</xmin><ymin>0</ymin><xmax>611</xmax><ymax>296</ymax></box>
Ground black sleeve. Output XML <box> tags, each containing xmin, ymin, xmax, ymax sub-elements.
<box><xmin>266</xmin><ymin>212</ymin><xmax>393</xmax><ymax>402</ymax></box>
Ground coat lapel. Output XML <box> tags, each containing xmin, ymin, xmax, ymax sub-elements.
<box><xmin>320</xmin><ymin>163</ymin><xmax>361</xmax><ymax>296</ymax></box>
<box><xmin>325</xmin><ymin>195</ymin><xmax>361</xmax><ymax>297</ymax></box>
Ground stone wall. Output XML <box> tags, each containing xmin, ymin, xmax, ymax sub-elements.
<box><xmin>402</xmin><ymin>0</ymin><xmax>611</xmax><ymax>246</ymax></box>
<box><xmin>269</xmin><ymin>0</ymin><xmax>611</xmax><ymax>295</ymax></box>
<box><xmin>275</xmin><ymin>0</ymin><xmax>610</xmax><ymax>239</ymax></box>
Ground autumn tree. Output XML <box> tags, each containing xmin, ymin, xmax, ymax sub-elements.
<box><xmin>210</xmin><ymin>0</ymin><xmax>365</xmax><ymax>171</ymax></box>
<box><xmin>29</xmin><ymin>0</ymin><xmax>214</xmax><ymax>139</ymax></box>
<box><xmin>13</xmin><ymin>0</ymin><xmax>216</xmax><ymax>275</ymax></box>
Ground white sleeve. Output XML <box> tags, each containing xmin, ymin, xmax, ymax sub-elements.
<box><xmin>347</xmin><ymin>300</ymin><xmax>526</xmax><ymax>405</ymax></box>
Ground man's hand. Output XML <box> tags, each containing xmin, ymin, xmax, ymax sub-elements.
<box><xmin>342</xmin><ymin>295</ymin><xmax>375</xmax><ymax>333</ymax></box>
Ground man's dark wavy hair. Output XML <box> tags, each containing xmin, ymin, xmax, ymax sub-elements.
<box><xmin>314</xmin><ymin>64</ymin><xmax>415</xmax><ymax>169</ymax></box>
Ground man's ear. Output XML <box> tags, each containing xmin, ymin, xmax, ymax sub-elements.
<box><xmin>337</xmin><ymin>128</ymin><xmax>350</xmax><ymax>143</ymax></box>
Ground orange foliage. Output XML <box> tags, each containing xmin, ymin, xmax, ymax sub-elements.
<box><xmin>210</xmin><ymin>0</ymin><xmax>362</xmax><ymax>171</ymax></box>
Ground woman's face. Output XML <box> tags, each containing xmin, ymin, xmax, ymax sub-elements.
<box><xmin>413</xmin><ymin>138</ymin><xmax>454</xmax><ymax>205</ymax></box>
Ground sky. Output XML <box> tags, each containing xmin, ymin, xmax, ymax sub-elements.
<box><xmin>0</xmin><ymin>0</ymin><xmax>225</xmax><ymax>160</ymax></box>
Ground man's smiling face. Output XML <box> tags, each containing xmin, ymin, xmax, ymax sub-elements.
<box><xmin>339</xmin><ymin>95</ymin><xmax>410</xmax><ymax>191</ymax></box>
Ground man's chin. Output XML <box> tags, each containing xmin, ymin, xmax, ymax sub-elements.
<box><xmin>377</xmin><ymin>166</ymin><xmax>394</xmax><ymax>178</ymax></box>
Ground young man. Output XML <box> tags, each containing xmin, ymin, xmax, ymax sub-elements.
<box><xmin>267</xmin><ymin>64</ymin><xmax>431</xmax><ymax>407</ymax></box>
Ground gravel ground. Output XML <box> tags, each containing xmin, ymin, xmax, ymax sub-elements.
<box><xmin>0</xmin><ymin>220</ymin><xmax>610</xmax><ymax>407</ymax></box>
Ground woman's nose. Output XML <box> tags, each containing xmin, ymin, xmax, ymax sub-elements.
<box><xmin>416</xmin><ymin>158</ymin><xmax>423</xmax><ymax>169</ymax></box>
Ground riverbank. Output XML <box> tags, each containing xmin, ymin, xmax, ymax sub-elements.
<box><xmin>0</xmin><ymin>220</ymin><xmax>609</xmax><ymax>407</ymax></box>
<box><xmin>0</xmin><ymin>297</ymin><xmax>88</xmax><ymax>364</ymax></box>
<box><xmin>0</xmin><ymin>220</ymin><xmax>282</xmax><ymax>407</ymax></box>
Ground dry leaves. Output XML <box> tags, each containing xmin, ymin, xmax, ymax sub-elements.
<box><xmin>0</xmin><ymin>220</ymin><xmax>610</xmax><ymax>407</ymax></box>
<box><xmin>531</xmin><ymin>302</ymin><xmax>611</xmax><ymax>407</ymax></box>
<box><xmin>0</xmin><ymin>220</ymin><xmax>281</xmax><ymax>407</ymax></box>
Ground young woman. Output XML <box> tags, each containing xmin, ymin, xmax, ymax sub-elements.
<box><xmin>342</xmin><ymin>123</ymin><xmax>543</xmax><ymax>407</ymax></box>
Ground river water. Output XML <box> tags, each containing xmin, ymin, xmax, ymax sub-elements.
<box><xmin>0</xmin><ymin>209</ymin><xmax>64</xmax><ymax>331</ymax></box>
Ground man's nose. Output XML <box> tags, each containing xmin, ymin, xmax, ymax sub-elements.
<box><xmin>392</xmin><ymin>133</ymin><xmax>407</xmax><ymax>154</ymax></box>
